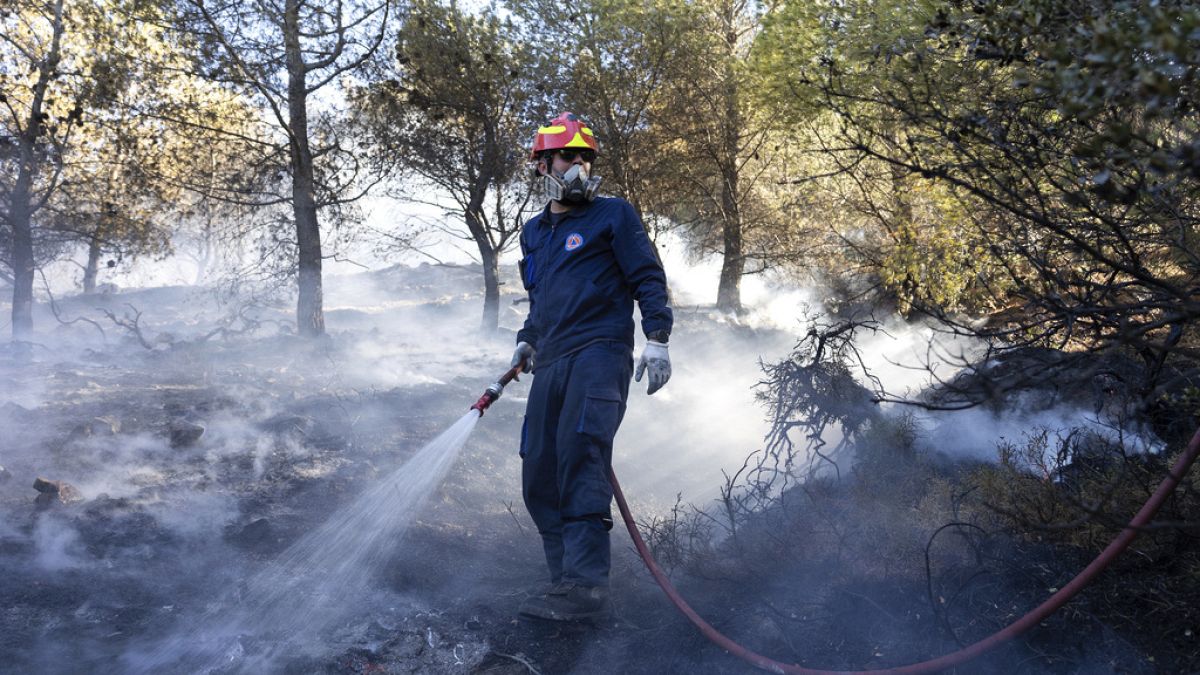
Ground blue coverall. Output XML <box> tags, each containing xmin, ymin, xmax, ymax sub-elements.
<box><xmin>516</xmin><ymin>196</ymin><xmax>672</xmax><ymax>587</ymax></box>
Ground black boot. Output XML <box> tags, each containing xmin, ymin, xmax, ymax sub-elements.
<box><xmin>518</xmin><ymin>582</ymin><xmax>609</xmax><ymax>621</ymax></box>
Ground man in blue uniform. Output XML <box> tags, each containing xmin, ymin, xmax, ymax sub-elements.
<box><xmin>512</xmin><ymin>112</ymin><xmax>673</xmax><ymax>621</ymax></box>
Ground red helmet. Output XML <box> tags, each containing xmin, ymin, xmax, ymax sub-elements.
<box><xmin>529</xmin><ymin>112</ymin><xmax>599</xmax><ymax>161</ymax></box>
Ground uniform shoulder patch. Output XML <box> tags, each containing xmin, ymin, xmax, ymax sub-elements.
<box><xmin>564</xmin><ymin>232</ymin><xmax>585</xmax><ymax>251</ymax></box>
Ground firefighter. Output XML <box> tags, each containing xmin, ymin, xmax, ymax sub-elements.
<box><xmin>512</xmin><ymin>112</ymin><xmax>673</xmax><ymax>621</ymax></box>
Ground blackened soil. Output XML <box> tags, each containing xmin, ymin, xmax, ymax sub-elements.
<box><xmin>0</xmin><ymin>274</ymin><xmax>1193</xmax><ymax>674</ymax></box>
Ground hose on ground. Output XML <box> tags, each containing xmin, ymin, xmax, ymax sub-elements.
<box><xmin>610</xmin><ymin>423</ymin><xmax>1200</xmax><ymax>674</ymax></box>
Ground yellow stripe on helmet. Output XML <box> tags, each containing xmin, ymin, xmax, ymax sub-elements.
<box><xmin>581</xmin><ymin>127</ymin><xmax>594</xmax><ymax>136</ymax></box>
<box><xmin>538</xmin><ymin>125</ymin><xmax>566</xmax><ymax>134</ymax></box>
<box><xmin>565</xmin><ymin>132</ymin><xmax>593</xmax><ymax>148</ymax></box>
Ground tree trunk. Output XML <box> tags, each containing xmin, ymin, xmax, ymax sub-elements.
<box><xmin>467</xmin><ymin>119</ymin><xmax>501</xmax><ymax>333</ymax></box>
<box><xmin>716</xmin><ymin>200</ymin><xmax>744</xmax><ymax>313</ymax></box>
<box><xmin>885</xmin><ymin>122</ymin><xmax>916</xmax><ymax>312</ymax></box>
<box><xmin>194</xmin><ymin>158</ymin><xmax>217</xmax><ymax>285</ymax></box>
<box><xmin>9</xmin><ymin>0</ymin><xmax>64</xmax><ymax>341</ymax></box>
<box><xmin>285</xmin><ymin>0</ymin><xmax>325</xmax><ymax>337</ymax></box>
<box><xmin>10</xmin><ymin>162</ymin><xmax>36</xmax><ymax>342</ymax></box>
<box><xmin>715</xmin><ymin>25</ymin><xmax>744</xmax><ymax>315</ymax></box>
<box><xmin>465</xmin><ymin>204</ymin><xmax>500</xmax><ymax>333</ymax></box>
<box><xmin>480</xmin><ymin>245</ymin><xmax>500</xmax><ymax>333</ymax></box>
<box><xmin>639</xmin><ymin>215</ymin><xmax>674</xmax><ymax>307</ymax></box>
<box><xmin>193</xmin><ymin>218</ymin><xmax>213</xmax><ymax>285</ymax></box>
<box><xmin>82</xmin><ymin>234</ymin><xmax>102</xmax><ymax>294</ymax></box>
<box><xmin>716</xmin><ymin>161</ymin><xmax>745</xmax><ymax>314</ymax></box>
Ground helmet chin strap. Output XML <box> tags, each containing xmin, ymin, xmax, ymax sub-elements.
<box><xmin>545</xmin><ymin>163</ymin><xmax>602</xmax><ymax>204</ymax></box>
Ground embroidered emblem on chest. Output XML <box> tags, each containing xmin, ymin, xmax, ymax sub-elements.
<box><xmin>564</xmin><ymin>232</ymin><xmax>584</xmax><ymax>252</ymax></box>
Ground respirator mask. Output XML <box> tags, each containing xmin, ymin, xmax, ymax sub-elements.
<box><xmin>544</xmin><ymin>160</ymin><xmax>602</xmax><ymax>204</ymax></box>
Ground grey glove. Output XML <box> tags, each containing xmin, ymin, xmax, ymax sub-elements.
<box><xmin>634</xmin><ymin>340</ymin><xmax>670</xmax><ymax>395</ymax></box>
<box><xmin>511</xmin><ymin>341</ymin><xmax>536</xmax><ymax>374</ymax></box>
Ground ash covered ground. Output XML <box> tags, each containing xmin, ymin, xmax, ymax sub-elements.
<box><xmin>0</xmin><ymin>263</ymin><xmax>1185</xmax><ymax>674</ymax></box>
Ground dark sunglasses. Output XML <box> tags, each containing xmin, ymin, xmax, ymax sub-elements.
<box><xmin>554</xmin><ymin>148</ymin><xmax>596</xmax><ymax>163</ymax></box>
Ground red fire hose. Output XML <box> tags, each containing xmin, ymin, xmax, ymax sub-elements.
<box><xmin>610</xmin><ymin>424</ymin><xmax>1200</xmax><ymax>674</ymax></box>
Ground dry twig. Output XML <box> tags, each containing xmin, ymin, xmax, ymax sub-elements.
<box><xmin>97</xmin><ymin>303</ymin><xmax>153</xmax><ymax>349</ymax></box>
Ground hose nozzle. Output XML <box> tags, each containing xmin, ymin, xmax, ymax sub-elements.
<box><xmin>470</xmin><ymin>361</ymin><xmax>526</xmax><ymax>416</ymax></box>
<box><xmin>471</xmin><ymin>382</ymin><xmax>505</xmax><ymax>415</ymax></box>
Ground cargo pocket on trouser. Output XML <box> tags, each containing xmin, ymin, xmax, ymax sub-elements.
<box><xmin>519</xmin><ymin>415</ymin><xmax>529</xmax><ymax>459</ymax></box>
<box><xmin>574</xmin><ymin>392</ymin><xmax>622</xmax><ymax>531</ymax></box>
<box><xmin>576</xmin><ymin>392</ymin><xmax>622</xmax><ymax>445</ymax></box>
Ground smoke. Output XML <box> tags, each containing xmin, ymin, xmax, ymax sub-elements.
<box><xmin>912</xmin><ymin>404</ymin><xmax>1164</xmax><ymax>463</ymax></box>
<box><xmin>153</xmin><ymin>492</ymin><xmax>239</xmax><ymax>540</ymax></box>
<box><xmin>3</xmin><ymin>234</ymin><xmax>1160</xmax><ymax>508</ymax></box>
<box><xmin>845</xmin><ymin>319</ymin><xmax>1165</xmax><ymax>464</ymax></box>
<box><xmin>198</xmin><ymin>413</ymin><xmax>314</xmax><ymax>482</ymax></box>
<box><xmin>32</xmin><ymin>514</ymin><xmax>85</xmax><ymax>572</ymax></box>
<box><xmin>614</xmin><ymin>324</ymin><xmax>793</xmax><ymax>506</ymax></box>
<box><xmin>63</xmin><ymin>433</ymin><xmax>174</xmax><ymax>500</ymax></box>
<box><xmin>319</xmin><ymin>264</ymin><xmax>527</xmax><ymax>389</ymax></box>
<box><xmin>0</xmin><ymin>517</ymin><xmax>24</xmax><ymax>542</ymax></box>
<box><xmin>0</xmin><ymin>219</ymin><xmax>1172</xmax><ymax>674</ymax></box>
<box><xmin>656</xmin><ymin>231</ymin><xmax>819</xmax><ymax>332</ymax></box>
<box><xmin>0</xmin><ymin>362</ymin><xmax>49</xmax><ymax>410</ymax></box>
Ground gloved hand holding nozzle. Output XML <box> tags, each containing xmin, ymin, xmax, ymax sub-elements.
<box><xmin>511</xmin><ymin>341</ymin><xmax>536</xmax><ymax>374</ymax></box>
<box><xmin>634</xmin><ymin>340</ymin><xmax>670</xmax><ymax>395</ymax></box>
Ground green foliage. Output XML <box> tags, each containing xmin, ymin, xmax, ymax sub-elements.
<box><xmin>352</xmin><ymin>0</ymin><xmax>543</xmax><ymax>330</ymax></box>
<box><xmin>377</xmin><ymin>0</ymin><xmax>540</xmax><ymax>191</ymax></box>
<box><xmin>352</xmin><ymin>0</ymin><xmax>541</xmax><ymax>240</ymax></box>
<box><xmin>0</xmin><ymin>0</ymin><xmax>200</xmax><ymax>282</ymax></box>
<box><xmin>876</xmin><ymin>183</ymin><xmax>1009</xmax><ymax>314</ymax></box>
<box><xmin>753</xmin><ymin>0</ymin><xmax>1200</xmax><ymax>387</ymax></box>
<box><xmin>753</xmin><ymin>0</ymin><xmax>1004</xmax><ymax>315</ymax></box>
<box><xmin>513</xmin><ymin>0</ymin><xmax>813</xmax><ymax>311</ymax></box>
<box><xmin>507</xmin><ymin>0</ymin><xmax>700</xmax><ymax>219</ymax></box>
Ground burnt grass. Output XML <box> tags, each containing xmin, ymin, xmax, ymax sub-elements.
<box><xmin>1</xmin><ymin>276</ymin><xmax>1198</xmax><ymax>673</ymax></box>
